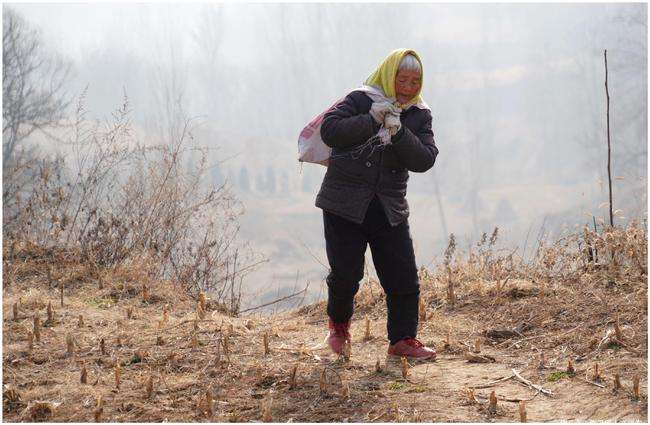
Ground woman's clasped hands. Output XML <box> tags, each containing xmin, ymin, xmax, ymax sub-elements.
<box><xmin>369</xmin><ymin>101</ymin><xmax>402</xmax><ymax>136</ymax></box>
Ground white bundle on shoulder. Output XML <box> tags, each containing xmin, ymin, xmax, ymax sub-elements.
<box><xmin>298</xmin><ymin>85</ymin><xmax>398</xmax><ymax>167</ymax></box>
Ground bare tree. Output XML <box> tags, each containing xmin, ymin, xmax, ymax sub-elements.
<box><xmin>2</xmin><ymin>7</ymin><xmax>72</xmax><ymax>162</ymax></box>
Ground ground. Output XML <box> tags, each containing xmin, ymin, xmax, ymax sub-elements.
<box><xmin>2</xmin><ymin>242</ymin><xmax>648</xmax><ymax>422</ymax></box>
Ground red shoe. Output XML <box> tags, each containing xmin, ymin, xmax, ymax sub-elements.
<box><xmin>387</xmin><ymin>337</ymin><xmax>436</xmax><ymax>361</ymax></box>
<box><xmin>326</xmin><ymin>319</ymin><xmax>351</xmax><ymax>354</ymax></box>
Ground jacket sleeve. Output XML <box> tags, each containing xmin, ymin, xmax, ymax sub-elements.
<box><xmin>390</xmin><ymin>111</ymin><xmax>438</xmax><ymax>173</ymax></box>
<box><xmin>320</xmin><ymin>92</ymin><xmax>380</xmax><ymax>149</ymax></box>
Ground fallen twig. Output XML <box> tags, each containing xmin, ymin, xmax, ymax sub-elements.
<box><xmin>582</xmin><ymin>377</ymin><xmax>606</xmax><ymax>389</ymax></box>
<box><xmin>611</xmin><ymin>337</ymin><xmax>642</xmax><ymax>356</ymax></box>
<box><xmin>239</xmin><ymin>285</ymin><xmax>309</xmax><ymax>314</ymax></box>
<box><xmin>512</xmin><ymin>368</ymin><xmax>553</xmax><ymax>397</ymax></box>
<box><xmin>465</xmin><ymin>353</ymin><xmax>496</xmax><ymax>363</ymax></box>
<box><xmin>596</xmin><ymin>329</ymin><xmax>613</xmax><ymax>351</ymax></box>
<box><xmin>470</xmin><ymin>374</ymin><xmax>514</xmax><ymax>389</ymax></box>
<box><xmin>476</xmin><ymin>392</ymin><xmax>540</xmax><ymax>403</ymax></box>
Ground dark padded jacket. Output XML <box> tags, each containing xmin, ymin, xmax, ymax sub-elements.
<box><xmin>315</xmin><ymin>90</ymin><xmax>438</xmax><ymax>226</ymax></box>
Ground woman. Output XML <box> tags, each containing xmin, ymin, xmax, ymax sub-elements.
<box><xmin>315</xmin><ymin>48</ymin><xmax>438</xmax><ymax>360</ymax></box>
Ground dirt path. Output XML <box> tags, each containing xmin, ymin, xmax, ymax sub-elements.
<box><xmin>267</xmin><ymin>310</ymin><xmax>647</xmax><ymax>423</ymax></box>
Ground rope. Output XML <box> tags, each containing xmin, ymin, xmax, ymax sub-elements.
<box><xmin>329</xmin><ymin>126</ymin><xmax>391</xmax><ymax>162</ymax></box>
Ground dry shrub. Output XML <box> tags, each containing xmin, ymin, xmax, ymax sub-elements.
<box><xmin>416</xmin><ymin>218</ymin><xmax>646</xmax><ymax>402</ymax></box>
<box><xmin>424</xmin><ymin>220</ymin><xmax>646</xmax><ymax>310</ymax></box>
<box><xmin>3</xmin><ymin>92</ymin><xmax>265</xmax><ymax>314</ymax></box>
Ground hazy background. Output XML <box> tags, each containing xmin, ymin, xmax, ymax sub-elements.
<box><xmin>9</xmin><ymin>2</ymin><xmax>647</xmax><ymax>312</ymax></box>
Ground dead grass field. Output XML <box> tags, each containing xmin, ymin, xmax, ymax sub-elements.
<box><xmin>2</xmin><ymin>232</ymin><xmax>648</xmax><ymax>422</ymax></box>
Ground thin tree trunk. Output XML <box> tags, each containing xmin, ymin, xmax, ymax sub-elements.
<box><xmin>432</xmin><ymin>168</ymin><xmax>448</xmax><ymax>238</ymax></box>
<box><xmin>604</xmin><ymin>49</ymin><xmax>614</xmax><ymax>227</ymax></box>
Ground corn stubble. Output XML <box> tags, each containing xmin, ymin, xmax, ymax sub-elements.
<box><xmin>114</xmin><ymin>364</ymin><xmax>121</xmax><ymax>389</ymax></box>
<box><xmin>263</xmin><ymin>331</ymin><xmax>270</xmax><ymax>355</ymax></box>
<box><xmin>80</xmin><ymin>364</ymin><xmax>88</xmax><ymax>384</ymax></box>
<box><xmin>419</xmin><ymin>297</ymin><xmax>427</xmax><ymax>321</ymax></box>
<box><xmin>139</xmin><ymin>373</ymin><xmax>151</xmax><ymax>399</ymax></box>
<box><xmin>466</xmin><ymin>388</ymin><xmax>478</xmax><ymax>404</ymax></box>
<box><xmin>93</xmin><ymin>396</ymin><xmax>103</xmax><ymax>422</ymax></box>
<box><xmin>614</xmin><ymin>313</ymin><xmax>623</xmax><ymax>341</ymax></box>
<box><xmin>473</xmin><ymin>338</ymin><xmax>481</xmax><ymax>353</ymax></box>
<box><xmin>592</xmin><ymin>363</ymin><xmax>602</xmax><ymax>382</ymax></box>
<box><xmin>33</xmin><ymin>316</ymin><xmax>41</xmax><ymax>342</ymax></box>
<box><xmin>47</xmin><ymin>302</ymin><xmax>54</xmax><ymax>323</ymax></box>
<box><xmin>488</xmin><ymin>390</ymin><xmax>497</xmax><ymax>414</ymax></box>
<box><xmin>65</xmin><ymin>333</ymin><xmax>74</xmax><ymax>357</ymax></box>
<box><xmin>261</xmin><ymin>392</ymin><xmax>273</xmax><ymax>422</ymax></box>
<box><xmin>196</xmin><ymin>304</ymin><xmax>206</xmax><ymax>320</ymax></box>
<box><xmin>142</xmin><ymin>284</ymin><xmax>149</xmax><ymax>302</ymax></box>
<box><xmin>444</xmin><ymin>234</ymin><xmax>457</xmax><ymax>307</ymax></box>
<box><xmin>341</xmin><ymin>340</ymin><xmax>351</xmax><ymax>362</ymax></box>
<box><xmin>26</xmin><ymin>331</ymin><xmax>34</xmax><ymax>352</ymax></box>
<box><xmin>203</xmin><ymin>387</ymin><xmax>214</xmax><ymax>417</ymax></box>
<box><xmin>319</xmin><ymin>369</ymin><xmax>327</xmax><ymax>394</ymax></box>
<box><xmin>400</xmin><ymin>356</ymin><xmax>409</xmax><ymax>379</ymax></box>
<box><xmin>613</xmin><ymin>373</ymin><xmax>622</xmax><ymax>392</ymax></box>
<box><xmin>567</xmin><ymin>359</ymin><xmax>575</xmax><ymax>375</ymax></box>
<box><xmin>289</xmin><ymin>364</ymin><xmax>298</xmax><ymax>389</ymax></box>
<box><xmin>199</xmin><ymin>291</ymin><xmax>206</xmax><ymax>311</ymax></box>
<box><xmin>364</xmin><ymin>316</ymin><xmax>371</xmax><ymax>340</ymax></box>
<box><xmin>518</xmin><ymin>400</ymin><xmax>527</xmax><ymax>422</ymax></box>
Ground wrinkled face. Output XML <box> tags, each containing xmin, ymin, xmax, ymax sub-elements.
<box><xmin>395</xmin><ymin>69</ymin><xmax>422</xmax><ymax>104</ymax></box>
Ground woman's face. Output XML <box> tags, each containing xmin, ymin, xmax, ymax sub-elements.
<box><xmin>395</xmin><ymin>69</ymin><xmax>421</xmax><ymax>104</ymax></box>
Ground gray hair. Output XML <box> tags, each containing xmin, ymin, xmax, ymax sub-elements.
<box><xmin>398</xmin><ymin>54</ymin><xmax>421</xmax><ymax>74</ymax></box>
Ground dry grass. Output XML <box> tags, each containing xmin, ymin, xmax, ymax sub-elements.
<box><xmin>2</xmin><ymin>219</ymin><xmax>648</xmax><ymax>422</ymax></box>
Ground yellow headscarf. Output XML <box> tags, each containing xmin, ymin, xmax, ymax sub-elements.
<box><xmin>364</xmin><ymin>48</ymin><xmax>424</xmax><ymax>109</ymax></box>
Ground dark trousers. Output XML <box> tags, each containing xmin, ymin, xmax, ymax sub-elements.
<box><xmin>323</xmin><ymin>195</ymin><xmax>420</xmax><ymax>345</ymax></box>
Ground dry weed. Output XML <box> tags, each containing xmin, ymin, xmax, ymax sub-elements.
<box><xmin>400</xmin><ymin>356</ymin><xmax>409</xmax><ymax>379</ymax></box>
<box><xmin>46</xmin><ymin>302</ymin><xmax>53</xmax><ymax>323</ymax></box>
<box><xmin>65</xmin><ymin>333</ymin><xmax>74</xmax><ymax>357</ymax></box>
<box><xmin>518</xmin><ymin>400</ymin><xmax>527</xmax><ymax>422</ymax></box>
<box><xmin>263</xmin><ymin>331</ymin><xmax>270</xmax><ymax>355</ymax></box>
<box><xmin>145</xmin><ymin>374</ymin><xmax>154</xmax><ymax>399</ymax></box>
<box><xmin>33</xmin><ymin>316</ymin><xmax>41</xmax><ymax>342</ymax></box>
<box><xmin>261</xmin><ymin>392</ymin><xmax>273</xmax><ymax>422</ymax></box>
<box><xmin>289</xmin><ymin>364</ymin><xmax>298</xmax><ymax>389</ymax></box>
<box><xmin>80</xmin><ymin>364</ymin><xmax>88</xmax><ymax>384</ymax></box>
<box><xmin>488</xmin><ymin>390</ymin><xmax>497</xmax><ymax>414</ymax></box>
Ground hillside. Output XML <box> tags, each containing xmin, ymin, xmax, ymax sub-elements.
<box><xmin>2</xmin><ymin>231</ymin><xmax>648</xmax><ymax>422</ymax></box>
